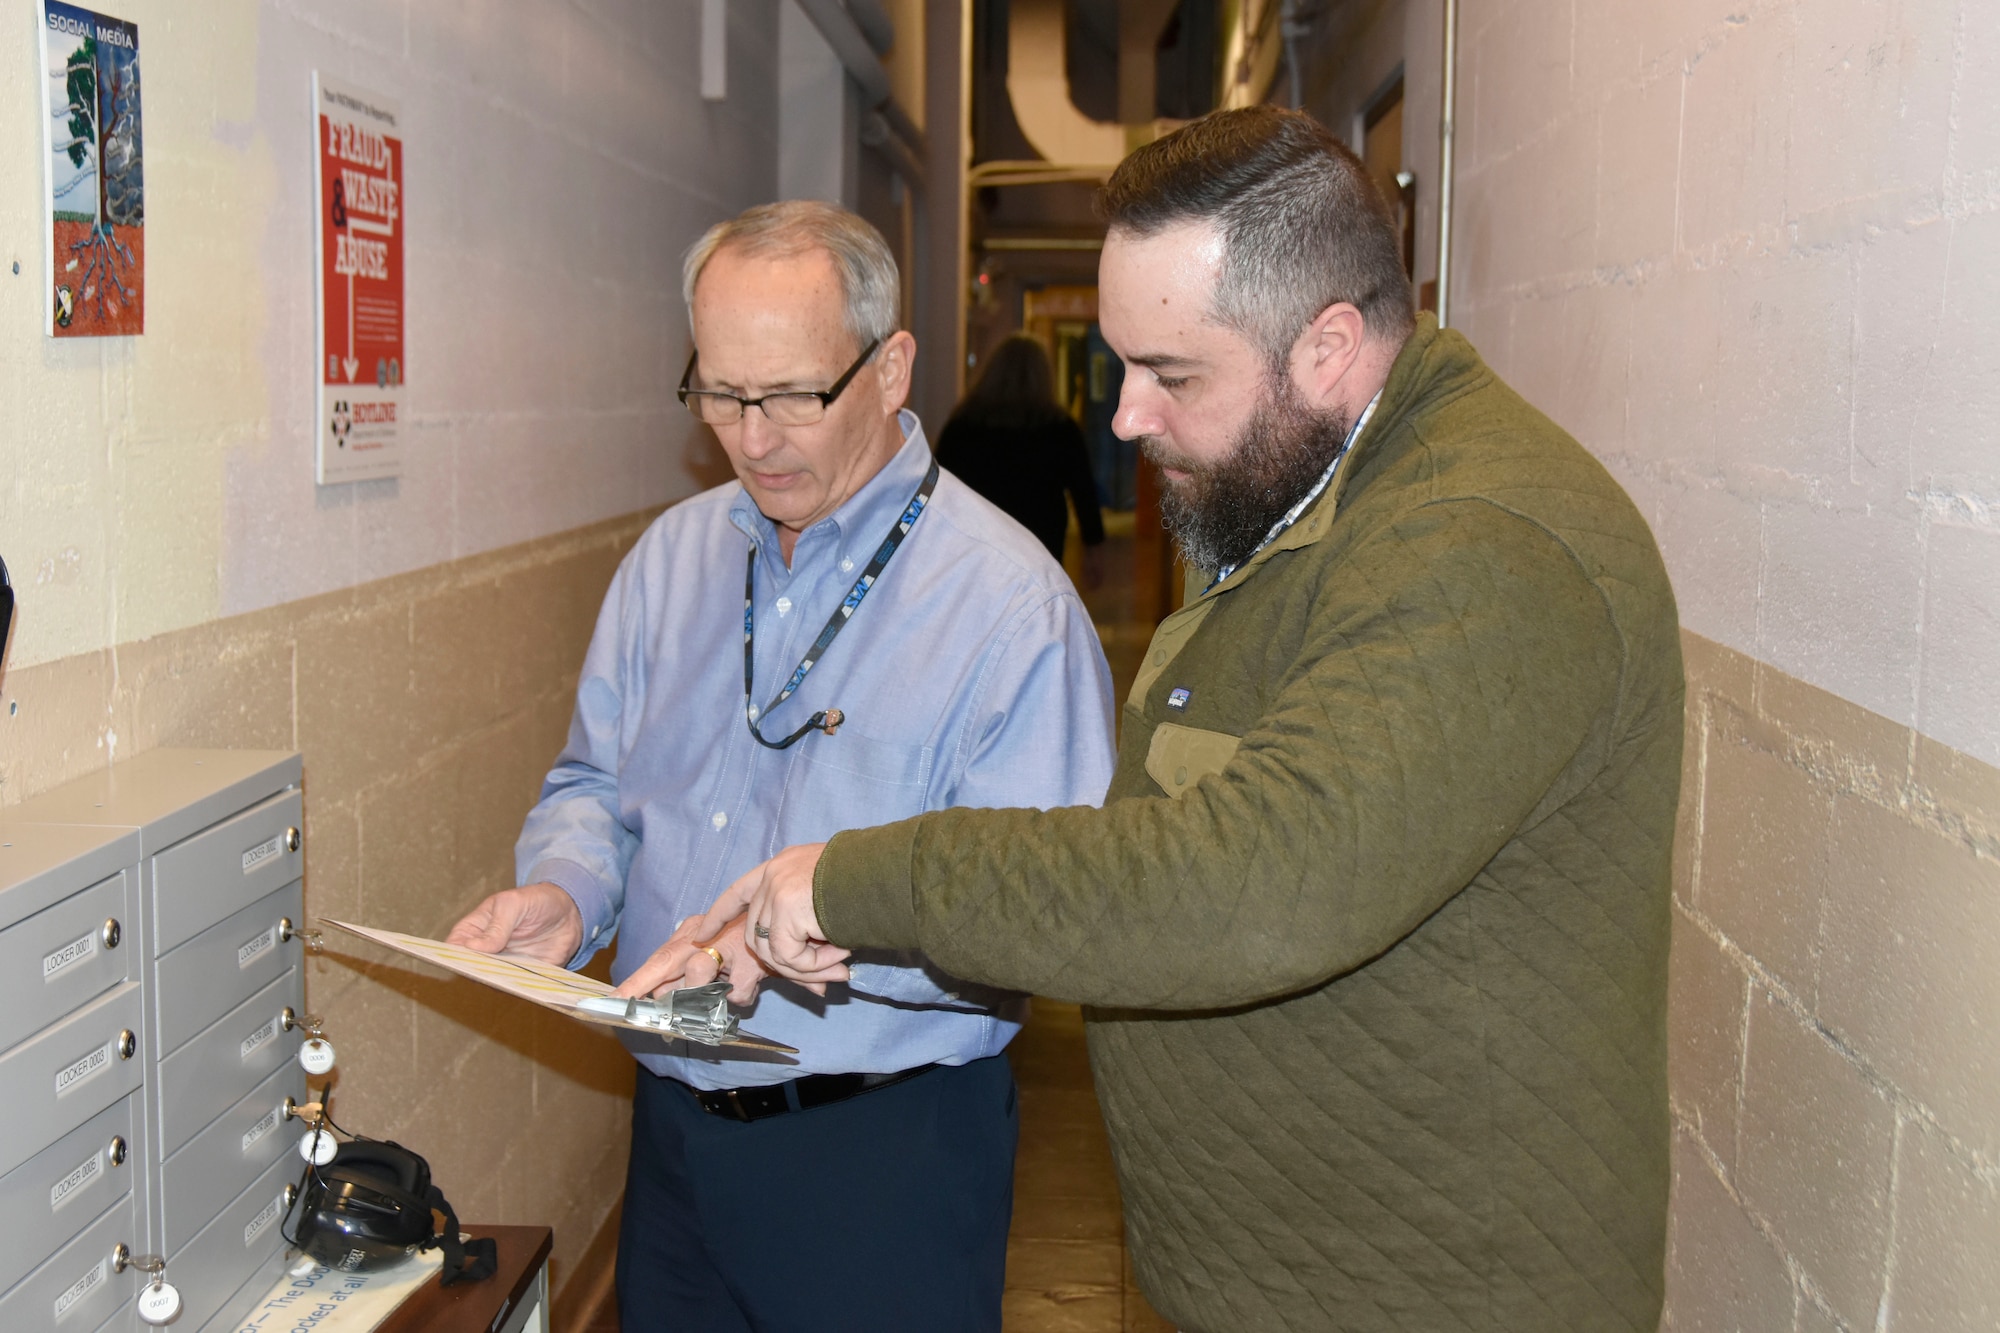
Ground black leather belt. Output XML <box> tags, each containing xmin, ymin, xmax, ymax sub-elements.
<box><xmin>687</xmin><ymin>1065</ymin><xmax>937</xmax><ymax>1122</ymax></box>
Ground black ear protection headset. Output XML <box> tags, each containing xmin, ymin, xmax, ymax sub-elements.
<box><xmin>285</xmin><ymin>1136</ymin><xmax>496</xmax><ymax>1286</ymax></box>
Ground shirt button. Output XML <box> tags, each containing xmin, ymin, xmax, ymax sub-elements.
<box><xmin>839</xmin><ymin>558</ymin><xmax>854</xmax><ymax>573</ymax></box>
<box><xmin>1174</xmin><ymin>766</ymin><xmax>1188</xmax><ymax>786</ymax></box>
<box><xmin>747</xmin><ymin>704</ymin><xmax>760</xmax><ymax>720</ymax></box>
<box><xmin>710</xmin><ymin>811</ymin><xmax>728</xmax><ymax>830</ymax></box>
<box><xmin>776</xmin><ymin>596</ymin><xmax>793</xmax><ymax>617</ymax></box>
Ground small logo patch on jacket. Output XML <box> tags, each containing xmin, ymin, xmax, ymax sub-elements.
<box><xmin>1166</xmin><ymin>687</ymin><xmax>1191</xmax><ymax>710</ymax></box>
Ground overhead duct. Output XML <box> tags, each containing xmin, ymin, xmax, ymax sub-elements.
<box><xmin>1005</xmin><ymin>0</ymin><xmax>1126</xmax><ymax>168</ymax></box>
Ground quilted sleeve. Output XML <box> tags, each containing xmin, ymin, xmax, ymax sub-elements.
<box><xmin>814</xmin><ymin>497</ymin><xmax>1626</xmax><ymax>1011</ymax></box>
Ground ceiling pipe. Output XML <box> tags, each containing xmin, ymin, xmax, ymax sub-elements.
<box><xmin>1436</xmin><ymin>0</ymin><xmax>1458</xmax><ymax>327</ymax></box>
<box><xmin>844</xmin><ymin>0</ymin><xmax>895</xmax><ymax>55</ymax></box>
<box><xmin>793</xmin><ymin>0</ymin><xmax>926</xmax><ymax>176</ymax></box>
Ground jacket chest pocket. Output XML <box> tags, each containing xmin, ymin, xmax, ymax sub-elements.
<box><xmin>1144</xmin><ymin>722</ymin><xmax>1242</xmax><ymax>799</ymax></box>
<box><xmin>775</xmin><ymin>730</ymin><xmax>935</xmax><ymax>848</ymax></box>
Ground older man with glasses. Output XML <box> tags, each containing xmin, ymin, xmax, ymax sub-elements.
<box><xmin>447</xmin><ymin>201</ymin><xmax>1115</xmax><ymax>1332</ymax></box>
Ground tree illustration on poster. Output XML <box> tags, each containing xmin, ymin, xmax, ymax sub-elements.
<box><xmin>43</xmin><ymin>2</ymin><xmax>143</xmax><ymax>337</ymax></box>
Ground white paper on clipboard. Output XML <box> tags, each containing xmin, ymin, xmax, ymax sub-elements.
<box><xmin>322</xmin><ymin>920</ymin><xmax>796</xmax><ymax>1054</ymax></box>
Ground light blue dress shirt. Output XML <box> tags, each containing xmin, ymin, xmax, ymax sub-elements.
<box><xmin>517</xmin><ymin>414</ymin><xmax>1118</xmax><ymax>1089</ymax></box>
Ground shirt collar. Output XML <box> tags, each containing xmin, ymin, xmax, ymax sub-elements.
<box><xmin>729</xmin><ymin>410</ymin><xmax>932</xmax><ymax>565</ymax></box>
<box><xmin>1210</xmin><ymin>389</ymin><xmax>1382</xmax><ymax>589</ymax></box>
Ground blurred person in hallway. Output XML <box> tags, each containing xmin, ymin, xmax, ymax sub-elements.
<box><xmin>937</xmin><ymin>333</ymin><xmax>1107</xmax><ymax>587</ymax></box>
<box><xmin>644</xmin><ymin>108</ymin><xmax>1683</xmax><ymax>1333</ymax></box>
<box><xmin>445</xmin><ymin>201</ymin><xmax>1115</xmax><ymax>1333</ymax></box>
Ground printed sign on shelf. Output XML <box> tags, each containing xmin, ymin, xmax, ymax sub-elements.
<box><xmin>313</xmin><ymin>73</ymin><xmax>404</xmax><ymax>484</ymax></box>
<box><xmin>42</xmin><ymin>2</ymin><xmax>144</xmax><ymax>337</ymax></box>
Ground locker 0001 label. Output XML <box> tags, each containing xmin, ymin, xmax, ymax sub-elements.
<box><xmin>43</xmin><ymin>930</ymin><xmax>96</xmax><ymax>980</ymax></box>
<box><xmin>49</xmin><ymin>1147</ymin><xmax>103</xmax><ymax>1210</ymax></box>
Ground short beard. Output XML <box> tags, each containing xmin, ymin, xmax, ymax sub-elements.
<box><xmin>1142</xmin><ymin>375</ymin><xmax>1353</xmax><ymax>576</ymax></box>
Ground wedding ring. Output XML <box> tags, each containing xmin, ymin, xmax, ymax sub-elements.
<box><xmin>700</xmin><ymin>946</ymin><xmax>725</xmax><ymax>971</ymax></box>
<box><xmin>753</xmin><ymin>923</ymin><xmax>772</xmax><ymax>939</ymax></box>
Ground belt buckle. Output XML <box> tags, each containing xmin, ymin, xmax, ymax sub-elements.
<box><xmin>724</xmin><ymin>1088</ymin><xmax>753</xmax><ymax>1123</ymax></box>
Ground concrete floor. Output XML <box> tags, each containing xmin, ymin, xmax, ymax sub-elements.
<box><xmin>1003</xmin><ymin>1000</ymin><xmax>1174</xmax><ymax>1332</ymax></box>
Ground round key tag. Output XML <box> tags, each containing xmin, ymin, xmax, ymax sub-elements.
<box><xmin>137</xmin><ymin>1279</ymin><xmax>183</xmax><ymax>1325</ymax></box>
<box><xmin>299</xmin><ymin>1126</ymin><xmax>338</xmax><ymax>1165</ymax></box>
<box><xmin>299</xmin><ymin>1037</ymin><xmax>336</xmax><ymax>1075</ymax></box>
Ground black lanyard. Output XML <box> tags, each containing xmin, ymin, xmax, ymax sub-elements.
<box><xmin>743</xmin><ymin>458</ymin><xmax>941</xmax><ymax>749</ymax></box>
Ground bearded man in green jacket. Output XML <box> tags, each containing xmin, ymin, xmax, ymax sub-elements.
<box><xmin>623</xmin><ymin>106</ymin><xmax>1682</xmax><ymax>1332</ymax></box>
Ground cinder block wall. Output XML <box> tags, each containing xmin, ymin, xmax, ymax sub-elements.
<box><xmin>1672</xmin><ymin>633</ymin><xmax>1999</xmax><ymax>1329</ymax></box>
<box><xmin>1445</xmin><ymin>0</ymin><xmax>2000</xmax><ymax>1326</ymax></box>
<box><xmin>0</xmin><ymin>515</ymin><xmax>655</xmax><ymax>1299</ymax></box>
<box><xmin>0</xmin><ymin>0</ymin><xmax>780</xmax><ymax>1311</ymax></box>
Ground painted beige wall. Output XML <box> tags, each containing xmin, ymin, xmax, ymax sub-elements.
<box><xmin>1672</xmin><ymin>631</ymin><xmax>2000</xmax><ymax>1330</ymax></box>
<box><xmin>1</xmin><ymin>512</ymin><xmax>655</xmax><ymax>1301</ymax></box>
<box><xmin>0</xmin><ymin>0</ymin><xmax>783</xmax><ymax>1306</ymax></box>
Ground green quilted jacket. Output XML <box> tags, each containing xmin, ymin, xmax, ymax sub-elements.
<box><xmin>816</xmin><ymin>316</ymin><xmax>1681</xmax><ymax>1331</ymax></box>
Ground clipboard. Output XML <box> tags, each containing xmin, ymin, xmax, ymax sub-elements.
<box><xmin>323</xmin><ymin>919</ymin><xmax>797</xmax><ymax>1054</ymax></box>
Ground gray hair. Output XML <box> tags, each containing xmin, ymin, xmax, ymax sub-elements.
<box><xmin>1100</xmin><ymin>106</ymin><xmax>1416</xmax><ymax>367</ymax></box>
<box><xmin>682</xmin><ymin>200</ymin><xmax>900</xmax><ymax>349</ymax></box>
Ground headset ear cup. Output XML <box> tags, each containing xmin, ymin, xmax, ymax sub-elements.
<box><xmin>330</xmin><ymin>1139</ymin><xmax>427</xmax><ymax>1197</ymax></box>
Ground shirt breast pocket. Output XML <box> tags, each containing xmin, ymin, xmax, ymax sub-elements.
<box><xmin>774</xmin><ymin>730</ymin><xmax>936</xmax><ymax>848</ymax></box>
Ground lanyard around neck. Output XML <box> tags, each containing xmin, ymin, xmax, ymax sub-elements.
<box><xmin>743</xmin><ymin>457</ymin><xmax>941</xmax><ymax>749</ymax></box>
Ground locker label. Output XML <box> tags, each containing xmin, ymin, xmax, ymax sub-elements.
<box><xmin>52</xmin><ymin>1256</ymin><xmax>105</xmax><ymax>1320</ymax></box>
<box><xmin>242</xmin><ymin>1103</ymin><xmax>284</xmax><ymax>1154</ymax></box>
<box><xmin>49</xmin><ymin>1148</ymin><xmax>103</xmax><ymax>1210</ymax></box>
<box><xmin>240</xmin><ymin>1014</ymin><xmax>281</xmax><ymax>1062</ymax></box>
<box><xmin>244</xmin><ymin>1191</ymin><xmax>285</xmax><ymax>1247</ymax></box>
<box><xmin>43</xmin><ymin>930</ymin><xmax>96</xmax><ymax>980</ymax></box>
<box><xmin>238</xmin><ymin>924</ymin><xmax>279</xmax><ymax>969</ymax></box>
<box><xmin>242</xmin><ymin>833</ymin><xmax>285</xmax><ymax>875</ymax></box>
<box><xmin>54</xmin><ymin>1039</ymin><xmax>114</xmax><ymax>1095</ymax></box>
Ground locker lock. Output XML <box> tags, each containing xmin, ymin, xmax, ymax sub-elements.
<box><xmin>108</xmin><ymin>1135</ymin><xmax>127</xmax><ymax>1167</ymax></box>
<box><xmin>115</xmin><ymin>1029</ymin><xmax>136</xmax><ymax>1060</ymax></box>
<box><xmin>285</xmin><ymin>826</ymin><xmax>301</xmax><ymax>853</ymax></box>
<box><xmin>280</xmin><ymin>1008</ymin><xmax>324</xmax><ymax>1035</ymax></box>
<box><xmin>284</xmin><ymin>1183</ymin><xmax>298</xmax><ymax>1207</ymax></box>
<box><xmin>278</xmin><ymin>918</ymin><xmax>325</xmax><ymax>952</ymax></box>
<box><xmin>111</xmin><ymin>1243</ymin><xmax>130</xmax><ymax>1273</ymax></box>
<box><xmin>100</xmin><ymin>917</ymin><xmax>121</xmax><ymax>950</ymax></box>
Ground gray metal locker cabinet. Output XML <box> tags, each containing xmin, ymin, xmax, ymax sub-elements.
<box><xmin>7</xmin><ymin>750</ymin><xmax>311</xmax><ymax>1332</ymax></box>
<box><xmin>0</xmin><ymin>821</ymin><xmax>152</xmax><ymax>1331</ymax></box>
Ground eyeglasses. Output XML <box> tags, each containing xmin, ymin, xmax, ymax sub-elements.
<box><xmin>677</xmin><ymin>339</ymin><xmax>882</xmax><ymax>427</ymax></box>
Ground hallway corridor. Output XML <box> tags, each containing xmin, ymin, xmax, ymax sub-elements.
<box><xmin>1000</xmin><ymin>514</ymin><xmax>1175</xmax><ymax>1332</ymax></box>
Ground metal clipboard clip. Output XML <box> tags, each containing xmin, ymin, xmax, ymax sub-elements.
<box><xmin>576</xmin><ymin>981</ymin><xmax>739</xmax><ymax>1043</ymax></box>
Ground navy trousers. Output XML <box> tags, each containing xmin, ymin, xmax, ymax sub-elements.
<box><xmin>615</xmin><ymin>1056</ymin><xmax>1018</xmax><ymax>1332</ymax></box>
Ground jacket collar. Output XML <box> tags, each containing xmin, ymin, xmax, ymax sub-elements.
<box><xmin>1199</xmin><ymin>314</ymin><xmax>1481</xmax><ymax>596</ymax></box>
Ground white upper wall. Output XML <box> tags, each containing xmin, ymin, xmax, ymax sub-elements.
<box><xmin>0</xmin><ymin>0</ymin><xmax>780</xmax><ymax>671</ymax></box>
<box><xmin>1450</xmin><ymin>0</ymin><xmax>1999</xmax><ymax>767</ymax></box>
<box><xmin>778</xmin><ymin>0</ymin><xmax>855</xmax><ymax>207</ymax></box>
